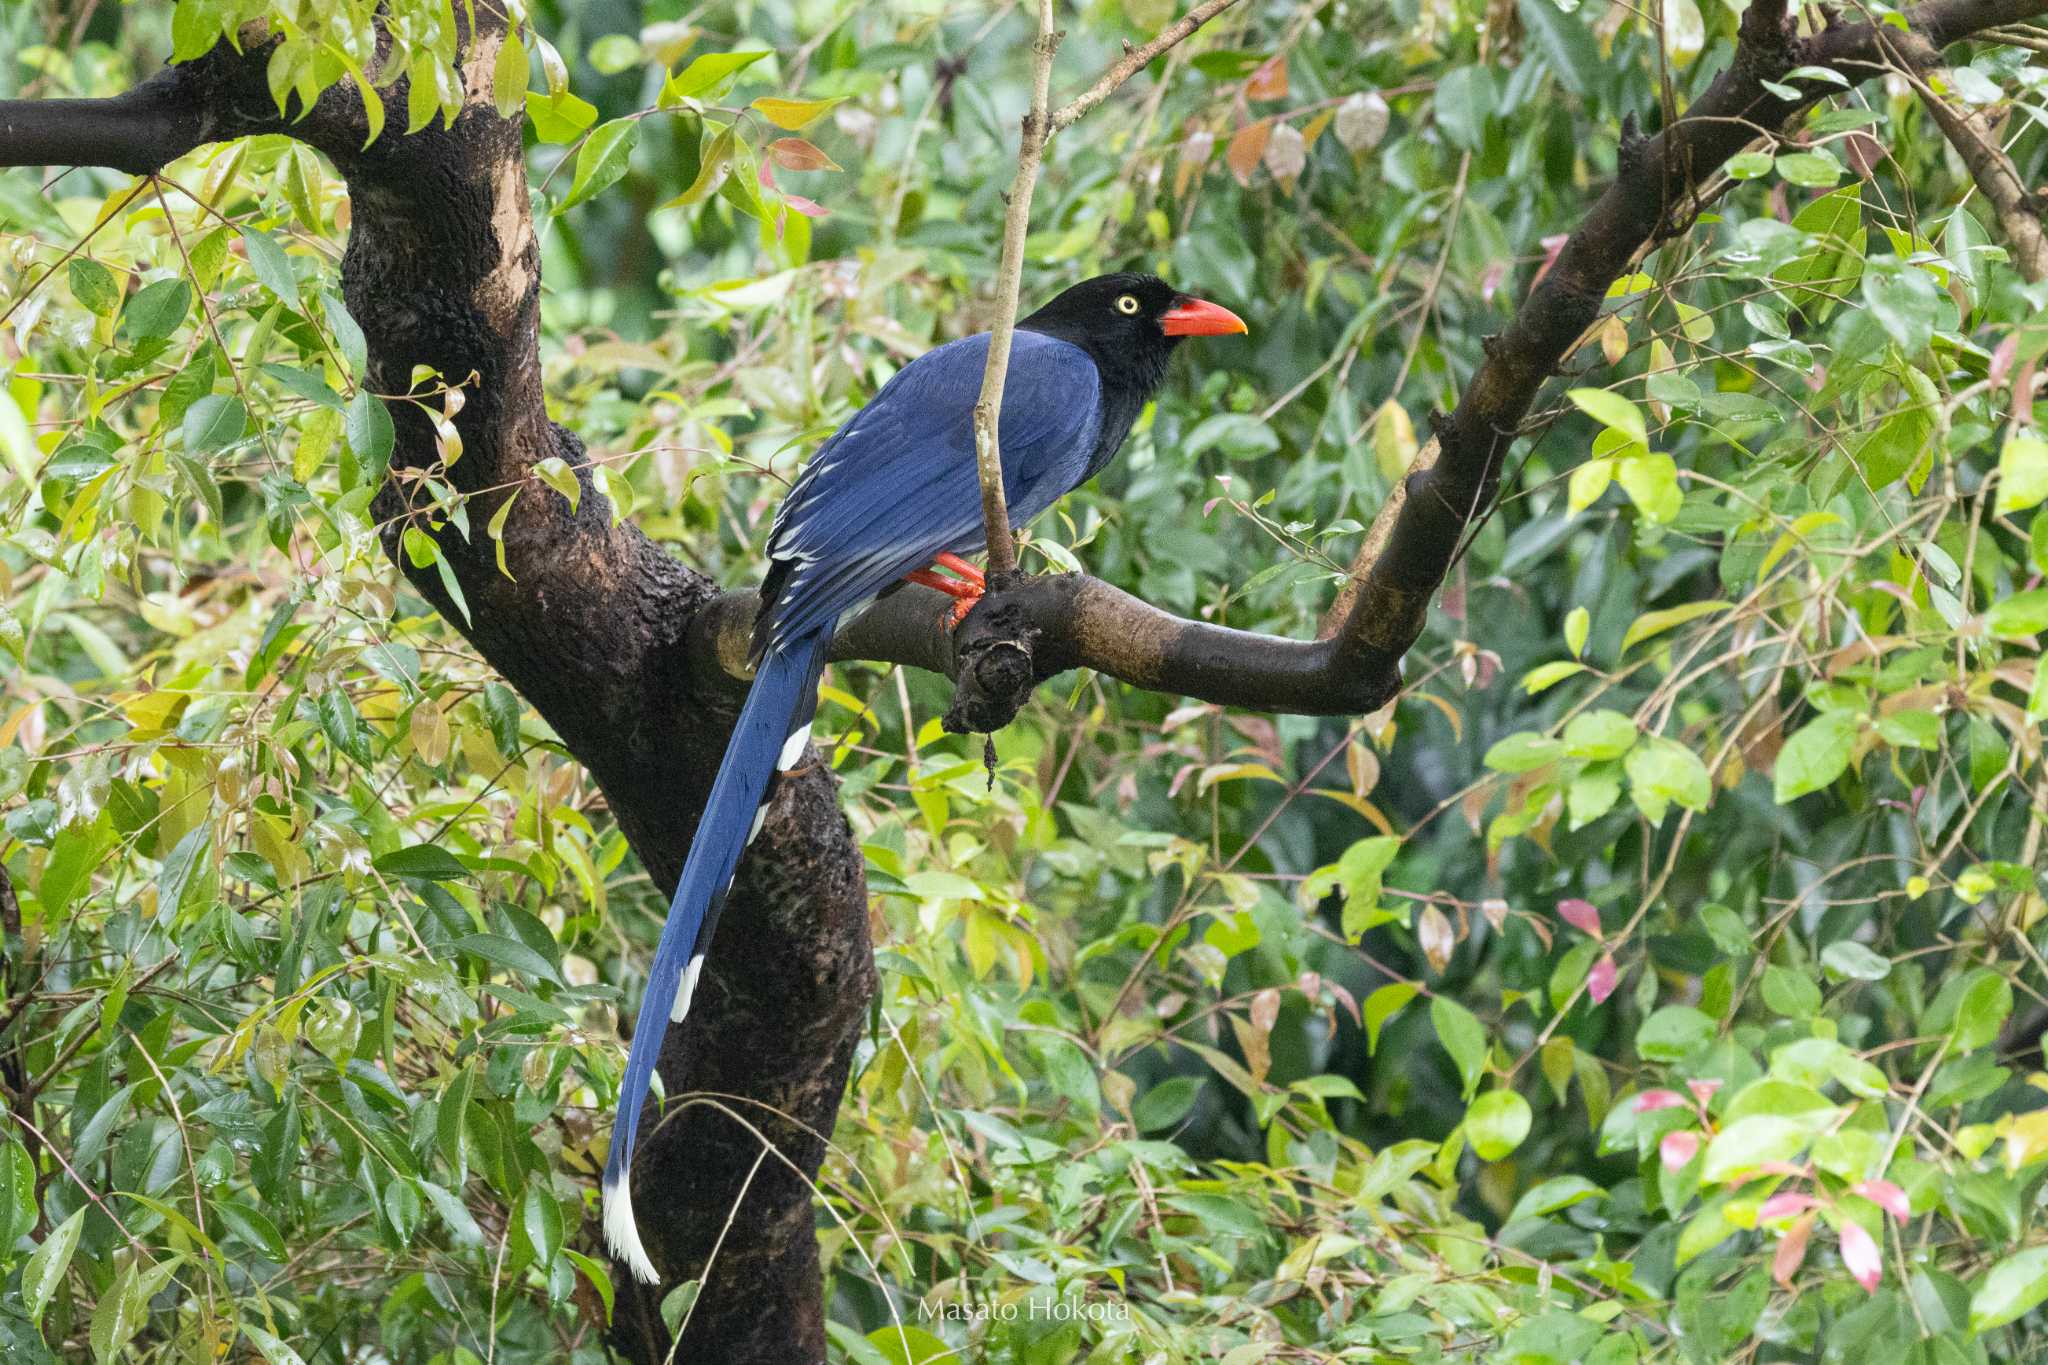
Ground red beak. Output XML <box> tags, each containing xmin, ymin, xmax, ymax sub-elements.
<box><xmin>1160</xmin><ymin>296</ymin><xmax>1248</xmax><ymax>337</ymax></box>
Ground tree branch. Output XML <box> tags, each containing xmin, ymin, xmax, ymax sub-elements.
<box><xmin>969</xmin><ymin>0</ymin><xmax>1243</xmax><ymax>575</ymax></box>
<box><xmin>709</xmin><ymin>0</ymin><xmax>2048</xmax><ymax>733</ymax></box>
<box><xmin>1912</xmin><ymin>70</ymin><xmax>2048</xmax><ymax>282</ymax></box>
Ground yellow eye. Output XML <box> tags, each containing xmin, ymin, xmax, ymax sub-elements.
<box><xmin>1114</xmin><ymin>294</ymin><xmax>1141</xmax><ymax>316</ymax></box>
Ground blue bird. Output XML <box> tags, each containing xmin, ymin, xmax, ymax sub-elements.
<box><xmin>603</xmin><ymin>272</ymin><xmax>1246</xmax><ymax>1283</ymax></box>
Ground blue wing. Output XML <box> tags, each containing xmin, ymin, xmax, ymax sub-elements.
<box><xmin>756</xmin><ymin>331</ymin><xmax>1102</xmax><ymax>652</ymax></box>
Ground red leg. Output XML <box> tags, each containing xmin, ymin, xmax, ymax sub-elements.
<box><xmin>932</xmin><ymin>552</ymin><xmax>985</xmax><ymax>587</ymax></box>
<box><xmin>904</xmin><ymin>568</ymin><xmax>979</xmax><ymax>600</ymax></box>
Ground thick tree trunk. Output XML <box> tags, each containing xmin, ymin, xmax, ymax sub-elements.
<box><xmin>89</xmin><ymin>22</ymin><xmax>878</xmax><ymax>1363</ymax></box>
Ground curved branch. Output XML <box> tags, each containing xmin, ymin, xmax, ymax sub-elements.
<box><xmin>695</xmin><ymin>0</ymin><xmax>2048</xmax><ymax>729</ymax></box>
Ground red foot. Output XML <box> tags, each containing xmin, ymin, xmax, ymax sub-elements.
<box><xmin>904</xmin><ymin>554</ymin><xmax>986</xmax><ymax>630</ymax></box>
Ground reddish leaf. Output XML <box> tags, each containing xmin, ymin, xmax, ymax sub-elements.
<box><xmin>767</xmin><ymin>137</ymin><xmax>841</xmax><ymax>172</ymax></box>
<box><xmin>1588</xmin><ymin>953</ymin><xmax>1618</xmax><ymax>1004</ymax></box>
<box><xmin>1852</xmin><ymin>1179</ymin><xmax>1909</xmax><ymax>1222</ymax></box>
<box><xmin>783</xmin><ymin>195</ymin><xmax>829</xmax><ymax>218</ymax></box>
<box><xmin>1246</xmin><ymin>56</ymin><xmax>1288</xmax><ymax>101</ymax></box>
<box><xmin>1632</xmin><ymin>1089</ymin><xmax>1685</xmax><ymax>1113</ymax></box>
<box><xmin>1685</xmin><ymin>1077</ymin><xmax>1723</xmax><ymax>1107</ymax></box>
<box><xmin>1759</xmin><ymin>1192</ymin><xmax>1820</xmax><ymax>1221</ymax></box>
<box><xmin>1774</xmin><ymin>1212</ymin><xmax>1814</xmax><ymax>1288</ymax></box>
<box><xmin>1557</xmin><ymin>898</ymin><xmax>1601</xmax><ymax>937</ymax></box>
<box><xmin>1659</xmin><ymin>1129</ymin><xmax>1700</xmax><ymax>1171</ymax></box>
<box><xmin>1226</xmin><ymin>120</ymin><xmax>1272</xmax><ymax>185</ymax></box>
<box><xmin>1840</xmin><ymin>1218</ymin><xmax>1882</xmax><ymax>1292</ymax></box>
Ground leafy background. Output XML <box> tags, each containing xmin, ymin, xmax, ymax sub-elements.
<box><xmin>2</xmin><ymin>0</ymin><xmax>2047</xmax><ymax>1361</ymax></box>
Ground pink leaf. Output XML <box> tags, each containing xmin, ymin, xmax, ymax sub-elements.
<box><xmin>1774</xmin><ymin>1212</ymin><xmax>1813</xmax><ymax>1288</ymax></box>
<box><xmin>784</xmin><ymin>195</ymin><xmax>829</xmax><ymax>218</ymax></box>
<box><xmin>1659</xmin><ymin>1130</ymin><xmax>1700</xmax><ymax>1172</ymax></box>
<box><xmin>1758</xmin><ymin>1192</ymin><xmax>1820</xmax><ymax>1221</ymax></box>
<box><xmin>1557</xmin><ymin>898</ymin><xmax>1601</xmax><ymax>937</ymax></box>
<box><xmin>1852</xmin><ymin>1179</ymin><xmax>1909</xmax><ymax>1222</ymax></box>
<box><xmin>1840</xmin><ymin>1218</ymin><xmax>1882</xmax><ymax>1293</ymax></box>
<box><xmin>1633</xmin><ymin>1089</ymin><xmax>1686</xmax><ymax>1113</ymax></box>
<box><xmin>1686</xmin><ymin>1078</ymin><xmax>1723</xmax><ymax>1107</ymax></box>
<box><xmin>1588</xmin><ymin>954</ymin><xmax>1618</xmax><ymax>1004</ymax></box>
<box><xmin>1991</xmin><ymin>333</ymin><xmax>2019</xmax><ymax>390</ymax></box>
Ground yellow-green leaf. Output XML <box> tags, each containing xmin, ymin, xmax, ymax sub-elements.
<box><xmin>1622</xmin><ymin>599</ymin><xmax>1732</xmax><ymax>653</ymax></box>
<box><xmin>751</xmin><ymin>95</ymin><xmax>845</xmax><ymax>130</ymax></box>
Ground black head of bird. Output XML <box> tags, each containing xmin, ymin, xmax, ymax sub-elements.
<box><xmin>1019</xmin><ymin>271</ymin><xmax>1247</xmax><ymax>403</ymax></box>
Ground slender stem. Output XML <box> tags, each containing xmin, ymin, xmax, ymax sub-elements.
<box><xmin>972</xmin><ymin>1</ymin><xmax>1062</xmax><ymax>576</ymax></box>
<box><xmin>970</xmin><ymin>0</ymin><xmax>1244</xmax><ymax>574</ymax></box>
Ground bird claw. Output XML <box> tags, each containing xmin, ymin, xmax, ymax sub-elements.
<box><xmin>904</xmin><ymin>555</ymin><xmax>986</xmax><ymax>630</ymax></box>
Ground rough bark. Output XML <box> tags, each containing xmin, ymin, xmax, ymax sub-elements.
<box><xmin>2</xmin><ymin>23</ymin><xmax>871</xmax><ymax>1364</ymax></box>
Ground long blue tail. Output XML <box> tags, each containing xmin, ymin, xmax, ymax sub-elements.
<box><xmin>602</xmin><ymin>626</ymin><xmax>831</xmax><ymax>1284</ymax></box>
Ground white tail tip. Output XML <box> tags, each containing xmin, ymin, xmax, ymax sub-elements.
<box><xmin>603</xmin><ymin>1174</ymin><xmax>661</xmax><ymax>1285</ymax></box>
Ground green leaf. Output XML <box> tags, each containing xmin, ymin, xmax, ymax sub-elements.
<box><xmin>322</xmin><ymin>294</ymin><xmax>367</xmax><ymax>377</ymax></box>
<box><xmin>1364</xmin><ymin>982</ymin><xmax>1419</xmax><ymax>1055</ymax></box>
<box><xmin>1625</xmin><ymin>737</ymin><xmax>1711</xmax><ymax>818</ymax></box>
<box><xmin>239</xmin><ymin>228</ymin><xmax>300</xmax><ymax>308</ymax></box>
<box><xmin>1566</xmin><ymin>387</ymin><xmax>1646</xmax><ymax>444</ymax></box>
<box><xmin>1861</xmin><ymin>264</ymin><xmax>1939</xmax><ymax>355</ymax></box>
<box><xmin>1854</xmin><ymin>402</ymin><xmax>1936</xmax><ymax>491</ymax></box>
<box><xmin>345</xmin><ymin>390</ymin><xmax>394</xmax><ymax>476</ymax></box>
<box><xmin>181</xmin><ymin>393</ymin><xmax>247</xmax><ymax>454</ymax></box>
<box><xmin>1562</xmin><ymin>709</ymin><xmax>1637</xmax><ymax>761</ymax></box>
<box><xmin>1637</xmin><ymin>1005</ymin><xmax>1714</xmax><ymax>1062</ymax></box>
<box><xmin>22</xmin><ymin>1208</ymin><xmax>86</xmax><ymax>1324</ymax></box>
<box><xmin>1431</xmin><ymin>996</ymin><xmax>1487</xmax><ymax>1100</ymax></box>
<box><xmin>1465</xmin><ymin>1089</ymin><xmax>1532</xmax><ymax>1160</ymax></box>
<box><xmin>1726</xmin><ymin>150</ymin><xmax>1773</xmax><ymax>179</ymax></box>
<box><xmin>1701</xmin><ymin>1114</ymin><xmax>1812</xmax><ymax>1183</ymax></box>
<box><xmin>1775</xmin><ymin>710</ymin><xmax>1860</xmax><ymax>802</ymax></box>
<box><xmin>0</xmin><ymin>1140</ymin><xmax>33</xmax><ymax>1244</ymax></box>
<box><xmin>558</xmin><ymin>118</ymin><xmax>641</xmax><ymax>212</ymax></box>
<box><xmin>450</xmin><ymin>933</ymin><xmax>564</xmax><ymax>986</ymax></box>
<box><xmin>520</xmin><ymin>1176</ymin><xmax>563</xmax><ymax>1267</ymax></box>
<box><xmin>533</xmin><ymin>456</ymin><xmax>580</xmax><ymax>511</ymax></box>
<box><xmin>494</xmin><ymin>29</ymin><xmax>529</xmax><ymax>117</ymax></box>
<box><xmin>1821</xmin><ymin>940</ymin><xmax>1892</xmax><ymax>981</ymax></box>
<box><xmin>525</xmin><ymin>89</ymin><xmax>598</xmax><ymax>144</ymax></box>
<box><xmin>1621</xmin><ymin>599</ymin><xmax>1732</xmax><ymax>652</ymax></box>
<box><xmin>90</xmin><ymin>1259</ymin><xmax>146</xmax><ymax>1362</ymax></box>
<box><xmin>1133</xmin><ymin>1075</ymin><xmax>1204</xmax><ymax>1131</ymax></box>
<box><xmin>1971</xmin><ymin>1246</ymin><xmax>2048</xmax><ymax>1333</ymax></box>
<box><xmin>116</xmin><ymin>278</ymin><xmax>191</xmax><ymax>345</ymax></box>
<box><xmin>1483</xmin><ymin>732</ymin><xmax>1563</xmax><ymax>773</ymax></box>
<box><xmin>373</xmin><ymin>844</ymin><xmax>470</xmax><ymax>881</ymax></box>
<box><xmin>1776</xmin><ymin>150</ymin><xmax>1843</xmax><ymax>187</ymax></box>
<box><xmin>1997</xmin><ymin>433</ymin><xmax>2048</xmax><ymax>515</ymax></box>
<box><xmin>1988</xmin><ymin>588</ymin><xmax>2048</xmax><ymax>639</ymax></box>
<box><xmin>663</xmin><ymin>50</ymin><xmax>771</xmax><ymax>103</ymax></box>
<box><xmin>1615</xmin><ymin>452</ymin><xmax>1681</xmax><ymax>524</ymax></box>
<box><xmin>68</xmin><ymin>258</ymin><xmax>118</xmax><ymax>314</ymax></box>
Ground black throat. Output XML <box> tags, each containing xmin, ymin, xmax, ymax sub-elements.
<box><xmin>1017</xmin><ymin>317</ymin><xmax>1179</xmax><ymax>484</ymax></box>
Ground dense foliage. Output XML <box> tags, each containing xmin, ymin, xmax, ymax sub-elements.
<box><xmin>3</xmin><ymin>0</ymin><xmax>2048</xmax><ymax>1360</ymax></box>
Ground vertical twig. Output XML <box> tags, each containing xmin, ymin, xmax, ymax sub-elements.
<box><xmin>970</xmin><ymin>0</ymin><xmax>1245</xmax><ymax>574</ymax></box>
<box><xmin>972</xmin><ymin>0</ymin><xmax>1063</xmax><ymax>576</ymax></box>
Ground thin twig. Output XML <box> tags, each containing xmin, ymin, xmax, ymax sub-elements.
<box><xmin>970</xmin><ymin>0</ymin><xmax>1244</xmax><ymax>573</ymax></box>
